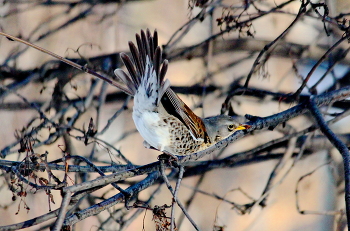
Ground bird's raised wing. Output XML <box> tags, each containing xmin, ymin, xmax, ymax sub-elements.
<box><xmin>161</xmin><ymin>88</ymin><xmax>208</xmax><ymax>142</ymax></box>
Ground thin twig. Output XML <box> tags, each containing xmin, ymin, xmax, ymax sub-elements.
<box><xmin>309</xmin><ymin>47</ymin><xmax>350</xmax><ymax>94</ymax></box>
<box><xmin>295</xmin><ymin>161</ymin><xmax>340</xmax><ymax>216</ymax></box>
<box><xmin>160</xmin><ymin>163</ymin><xmax>201</xmax><ymax>231</ymax></box>
<box><xmin>172</xmin><ymin>166</ymin><xmax>184</xmax><ymax>231</ymax></box>
<box><xmin>244</xmin><ymin>1</ymin><xmax>307</xmax><ymax>88</ymax></box>
<box><xmin>0</xmin><ymin>31</ymin><xmax>128</xmax><ymax>91</ymax></box>
<box><xmin>293</xmin><ymin>35</ymin><xmax>348</xmax><ymax>97</ymax></box>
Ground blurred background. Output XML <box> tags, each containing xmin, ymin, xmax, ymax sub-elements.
<box><xmin>0</xmin><ymin>0</ymin><xmax>350</xmax><ymax>230</ymax></box>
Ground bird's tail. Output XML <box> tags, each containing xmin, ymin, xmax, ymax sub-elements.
<box><xmin>114</xmin><ymin>29</ymin><xmax>170</xmax><ymax>106</ymax></box>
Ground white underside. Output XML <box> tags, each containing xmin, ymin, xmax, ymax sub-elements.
<box><xmin>132</xmin><ymin>109</ymin><xmax>170</xmax><ymax>152</ymax></box>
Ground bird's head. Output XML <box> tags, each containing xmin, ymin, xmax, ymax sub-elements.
<box><xmin>203</xmin><ymin>115</ymin><xmax>249</xmax><ymax>143</ymax></box>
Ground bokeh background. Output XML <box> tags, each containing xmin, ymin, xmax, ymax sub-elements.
<box><xmin>1</xmin><ymin>0</ymin><xmax>350</xmax><ymax>230</ymax></box>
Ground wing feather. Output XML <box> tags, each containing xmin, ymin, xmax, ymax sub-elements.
<box><xmin>162</xmin><ymin>89</ymin><xmax>207</xmax><ymax>141</ymax></box>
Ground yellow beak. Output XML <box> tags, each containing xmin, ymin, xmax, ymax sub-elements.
<box><xmin>235</xmin><ymin>124</ymin><xmax>251</xmax><ymax>131</ymax></box>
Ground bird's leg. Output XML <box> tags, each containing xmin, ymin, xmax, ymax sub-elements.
<box><xmin>158</xmin><ymin>151</ymin><xmax>179</xmax><ymax>168</ymax></box>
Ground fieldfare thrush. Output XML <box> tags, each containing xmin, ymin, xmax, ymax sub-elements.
<box><xmin>113</xmin><ymin>29</ymin><xmax>247</xmax><ymax>156</ymax></box>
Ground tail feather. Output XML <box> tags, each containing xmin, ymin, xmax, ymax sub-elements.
<box><xmin>153</xmin><ymin>30</ymin><xmax>158</xmax><ymax>52</ymax></box>
<box><xmin>114</xmin><ymin>29</ymin><xmax>169</xmax><ymax>104</ymax></box>
<box><xmin>153</xmin><ymin>47</ymin><xmax>161</xmax><ymax>83</ymax></box>
<box><xmin>113</xmin><ymin>69</ymin><xmax>136</xmax><ymax>95</ymax></box>
<box><xmin>128</xmin><ymin>41</ymin><xmax>142</xmax><ymax>83</ymax></box>
<box><xmin>159</xmin><ymin>59</ymin><xmax>168</xmax><ymax>85</ymax></box>
<box><xmin>146</xmin><ymin>30</ymin><xmax>154</xmax><ymax>60</ymax></box>
<box><xmin>120</xmin><ymin>52</ymin><xmax>139</xmax><ymax>87</ymax></box>
<box><xmin>141</xmin><ymin>30</ymin><xmax>151</xmax><ymax>61</ymax></box>
<box><xmin>136</xmin><ymin>33</ymin><xmax>146</xmax><ymax>71</ymax></box>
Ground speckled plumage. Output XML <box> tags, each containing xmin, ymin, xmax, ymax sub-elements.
<box><xmin>113</xmin><ymin>29</ymin><xmax>246</xmax><ymax>156</ymax></box>
<box><xmin>160</xmin><ymin>116</ymin><xmax>208</xmax><ymax>155</ymax></box>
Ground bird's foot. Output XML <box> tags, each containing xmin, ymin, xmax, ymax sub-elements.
<box><xmin>158</xmin><ymin>152</ymin><xmax>179</xmax><ymax>168</ymax></box>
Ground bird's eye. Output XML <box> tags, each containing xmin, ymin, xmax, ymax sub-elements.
<box><xmin>228</xmin><ymin>124</ymin><xmax>235</xmax><ymax>131</ymax></box>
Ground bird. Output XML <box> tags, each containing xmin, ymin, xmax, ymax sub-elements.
<box><xmin>113</xmin><ymin>29</ymin><xmax>248</xmax><ymax>156</ymax></box>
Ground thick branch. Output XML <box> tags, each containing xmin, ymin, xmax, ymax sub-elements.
<box><xmin>178</xmin><ymin>86</ymin><xmax>350</xmax><ymax>162</ymax></box>
<box><xmin>62</xmin><ymin>171</ymin><xmax>161</xmax><ymax>227</ymax></box>
<box><xmin>308</xmin><ymin>99</ymin><xmax>350</xmax><ymax>229</ymax></box>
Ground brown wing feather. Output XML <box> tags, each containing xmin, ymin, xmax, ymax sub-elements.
<box><xmin>162</xmin><ymin>89</ymin><xmax>208</xmax><ymax>141</ymax></box>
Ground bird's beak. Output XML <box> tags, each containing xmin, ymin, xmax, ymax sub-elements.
<box><xmin>235</xmin><ymin>124</ymin><xmax>251</xmax><ymax>130</ymax></box>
